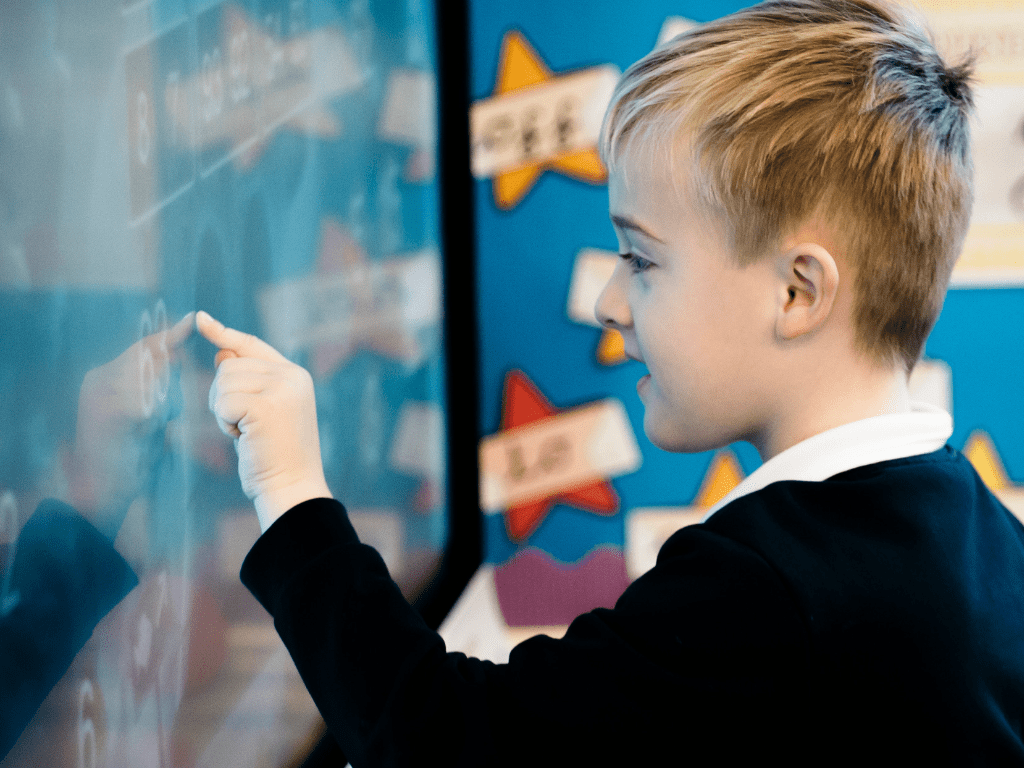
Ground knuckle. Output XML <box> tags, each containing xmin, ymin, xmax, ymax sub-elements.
<box><xmin>218</xmin><ymin>356</ymin><xmax>242</xmax><ymax>373</ymax></box>
<box><xmin>284</xmin><ymin>362</ymin><xmax>313</xmax><ymax>391</ymax></box>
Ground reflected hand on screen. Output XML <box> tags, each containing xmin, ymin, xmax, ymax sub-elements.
<box><xmin>70</xmin><ymin>313</ymin><xmax>194</xmax><ymax>540</ymax></box>
<box><xmin>196</xmin><ymin>311</ymin><xmax>333</xmax><ymax>532</ymax></box>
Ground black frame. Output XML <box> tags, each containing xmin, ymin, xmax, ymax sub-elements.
<box><xmin>295</xmin><ymin>0</ymin><xmax>480</xmax><ymax>763</ymax></box>
<box><xmin>415</xmin><ymin>0</ymin><xmax>482</xmax><ymax>632</ymax></box>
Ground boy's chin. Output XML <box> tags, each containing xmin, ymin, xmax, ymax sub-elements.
<box><xmin>642</xmin><ymin>413</ymin><xmax>729</xmax><ymax>454</ymax></box>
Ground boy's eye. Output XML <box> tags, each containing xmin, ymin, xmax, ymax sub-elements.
<box><xmin>619</xmin><ymin>251</ymin><xmax>653</xmax><ymax>274</ymax></box>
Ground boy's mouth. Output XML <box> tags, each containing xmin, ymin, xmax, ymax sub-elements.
<box><xmin>625</xmin><ymin>351</ymin><xmax>649</xmax><ymax>394</ymax></box>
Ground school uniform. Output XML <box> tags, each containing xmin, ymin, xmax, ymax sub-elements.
<box><xmin>241</xmin><ymin>403</ymin><xmax>1024</xmax><ymax>766</ymax></box>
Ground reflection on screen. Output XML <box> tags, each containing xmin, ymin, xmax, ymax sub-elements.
<box><xmin>0</xmin><ymin>0</ymin><xmax>445</xmax><ymax>765</ymax></box>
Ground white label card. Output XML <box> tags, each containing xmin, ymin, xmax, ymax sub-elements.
<box><xmin>908</xmin><ymin>358</ymin><xmax>952</xmax><ymax>415</ymax></box>
<box><xmin>478</xmin><ymin>398</ymin><xmax>641</xmax><ymax>512</ymax></box>
<box><xmin>625</xmin><ymin>506</ymin><xmax>706</xmax><ymax>580</ymax></box>
<box><xmin>657</xmin><ymin>16</ymin><xmax>699</xmax><ymax>47</ymax></box>
<box><xmin>438</xmin><ymin>566</ymin><xmax>516</xmax><ymax>664</ymax></box>
<box><xmin>567</xmin><ymin>248</ymin><xmax>617</xmax><ymax>326</ymax></box>
<box><xmin>470</xmin><ymin>66</ymin><xmax>620</xmax><ymax>178</ymax></box>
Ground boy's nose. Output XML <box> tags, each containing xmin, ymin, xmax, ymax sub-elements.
<box><xmin>595</xmin><ymin>261</ymin><xmax>632</xmax><ymax>330</ymax></box>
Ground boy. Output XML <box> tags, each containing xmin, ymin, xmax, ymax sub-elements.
<box><xmin>197</xmin><ymin>0</ymin><xmax>1024</xmax><ymax>764</ymax></box>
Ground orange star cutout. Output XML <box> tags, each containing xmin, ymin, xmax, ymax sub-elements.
<box><xmin>490</xmin><ymin>31</ymin><xmax>608</xmax><ymax>209</ymax></box>
<box><xmin>500</xmin><ymin>370</ymin><xmax>620</xmax><ymax>541</ymax></box>
<box><xmin>693</xmin><ymin>451</ymin><xmax>744</xmax><ymax>508</ymax></box>
<box><xmin>964</xmin><ymin>430</ymin><xmax>1012</xmax><ymax>492</ymax></box>
<box><xmin>597</xmin><ymin>329</ymin><xmax>627</xmax><ymax>365</ymax></box>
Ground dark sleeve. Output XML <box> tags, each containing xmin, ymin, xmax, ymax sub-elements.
<box><xmin>241</xmin><ymin>499</ymin><xmax>810</xmax><ymax>768</ymax></box>
<box><xmin>0</xmin><ymin>498</ymin><xmax>138</xmax><ymax>759</ymax></box>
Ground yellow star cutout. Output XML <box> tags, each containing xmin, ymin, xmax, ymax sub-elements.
<box><xmin>597</xmin><ymin>329</ymin><xmax>627</xmax><ymax>365</ymax></box>
<box><xmin>964</xmin><ymin>430</ymin><xmax>1011</xmax><ymax>492</ymax></box>
<box><xmin>694</xmin><ymin>451</ymin><xmax>745</xmax><ymax>509</ymax></box>
<box><xmin>963</xmin><ymin>430</ymin><xmax>1024</xmax><ymax>526</ymax></box>
<box><xmin>491</xmin><ymin>31</ymin><xmax>608</xmax><ymax>209</ymax></box>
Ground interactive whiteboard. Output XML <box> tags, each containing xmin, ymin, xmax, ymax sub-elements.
<box><xmin>0</xmin><ymin>0</ymin><xmax>461</xmax><ymax>765</ymax></box>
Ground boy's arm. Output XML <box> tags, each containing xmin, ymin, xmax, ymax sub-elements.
<box><xmin>198</xmin><ymin>312</ymin><xmax>810</xmax><ymax>765</ymax></box>
<box><xmin>241</xmin><ymin>496</ymin><xmax>809</xmax><ymax>767</ymax></box>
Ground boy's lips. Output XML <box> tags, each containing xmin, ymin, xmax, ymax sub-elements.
<box><xmin>625</xmin><ymin>350</ymin><xmax>651</xmax><ymax>393</ymax></box>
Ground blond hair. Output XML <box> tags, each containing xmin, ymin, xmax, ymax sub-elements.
<box><xmin>601</xmin><ymin>0</ymin><xmax>975</xmax><ymax>372</ymax></box>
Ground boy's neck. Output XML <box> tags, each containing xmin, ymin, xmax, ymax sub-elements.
<box><xmin>755</xmin><ymin>362</ymin><xmax>912</xmax><ymax>462</ymax></box>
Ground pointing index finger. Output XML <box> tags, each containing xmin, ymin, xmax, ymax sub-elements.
<box><xmin>195</xmin><ymin>310</ymin><xmax>288</xmax><ymax>364</ymax></box>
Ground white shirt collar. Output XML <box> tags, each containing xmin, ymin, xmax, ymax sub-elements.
<box><xmin>701</xmin><ymin>401</ymin><xmax>953</xmax><ymax>522</ymax></box>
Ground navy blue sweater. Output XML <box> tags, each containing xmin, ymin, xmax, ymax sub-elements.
<box><xmin>242</xmin><ymin>446</ymin><xmax>1024</xmax><ymax>766</ymax></box>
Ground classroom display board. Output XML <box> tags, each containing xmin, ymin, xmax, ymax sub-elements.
<box><xmin>0</xmin><ymin>0</ymin><xmax>455</xmax><ymax>765</ymax></box>
<box><xmin>448</xmin><ymin>0</ymin><xmax>1024</xmax><ymax>659</ymax></box>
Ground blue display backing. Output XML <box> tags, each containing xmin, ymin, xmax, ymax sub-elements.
<box><xmin>468</xmin><ymin>0</ymin><xmax>1024</xmax><ymax>568</ymax></box>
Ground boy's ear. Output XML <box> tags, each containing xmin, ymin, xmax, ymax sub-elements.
<box><xmin>775</xmin><ymin>242</ymin><xmax>840</xmax><ymax>341</ymax></box>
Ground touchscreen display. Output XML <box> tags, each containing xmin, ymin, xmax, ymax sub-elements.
<box><xmin>0</xmin><ymin>1</ymin><xmax>447</xmax><ymax>765</ymax></box>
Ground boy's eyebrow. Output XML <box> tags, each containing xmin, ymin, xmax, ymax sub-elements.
<box><xmin>610</xmin><ymin>214</ymin><xmax>666</xmax><ymax>244</ymax></box>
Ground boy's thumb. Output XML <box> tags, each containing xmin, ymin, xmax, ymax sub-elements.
<box><xmin>215</xmin><ymin>349</ymin><xmax>239</xmax><ymax>366</ymax></box>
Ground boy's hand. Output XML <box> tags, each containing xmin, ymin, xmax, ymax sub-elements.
<box><xmin>195</xmin><ymin>311</ymin><xmax>332</xmax><ymax>532</ymax></box>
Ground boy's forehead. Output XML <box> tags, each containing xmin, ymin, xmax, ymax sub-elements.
<box><xmin>608</xmin><ymin>147</ymin><xmax>699</xmax><ymax>222</ymax></box>
<box><xmin>608</xmin><ymin>143</ymin><xmax>737</xmax><ymax>252</ymax></box>
<box><xmin>610</xmin><ymin>136</ymin><xmax>701</xmax><ymax>197</ymax></box>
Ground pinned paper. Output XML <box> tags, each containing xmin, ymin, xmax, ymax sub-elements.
<box><xmin>625</xmin><ymin>449</ymin><xmax>744</xmax><ymax>579</ymax></box>
<box><xmin>657</xmin><ymin>16</ymin><xmax>699</xmax><ymax>46</ymax></box>
<box><xmin>624</xmin><ymin>506</ymin><xmax>707</xmax><ymax>581</ymax></box>
<box><xmin>438</xmin><ymin>567</ymin><xmax>516</xmax><ymax>664</ymax></box>
<box><xmin>913</xmin><ymin>1</ymin><xmax>1024</xmax><ymax>286</ymax></box>
<box><xmin>566</xmin><ymin>248</ymin><xmax>616</xmax><ymax>327</ymax></box>
<box><xmin>470</xmin><ymin>32</ymin><xmax>618</xmax><ymax>208</ymax></box>
<box><xmin>480</xmin><ymin>399</ymin><xmax>639</xmax><ymax>511</ymax></box>
<box><xmin>567</xmin><ymin>248</ymin><xmax>628</xmax><ymax>365</ymax></box>
<box><xmin>909</xmin><ymin>358</ymin><xmax>952</xmax><ymax>415</ymax></box>
<box><xmin>480</xmin><ymin>370</ymin><xmax>640</xmax><ymax>540</ymax></box>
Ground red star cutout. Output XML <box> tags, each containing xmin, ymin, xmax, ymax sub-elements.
<box><xmin>500</xmin><ymin>370</ymin><xmax>619</xmax><ymax>541</ymax></box>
